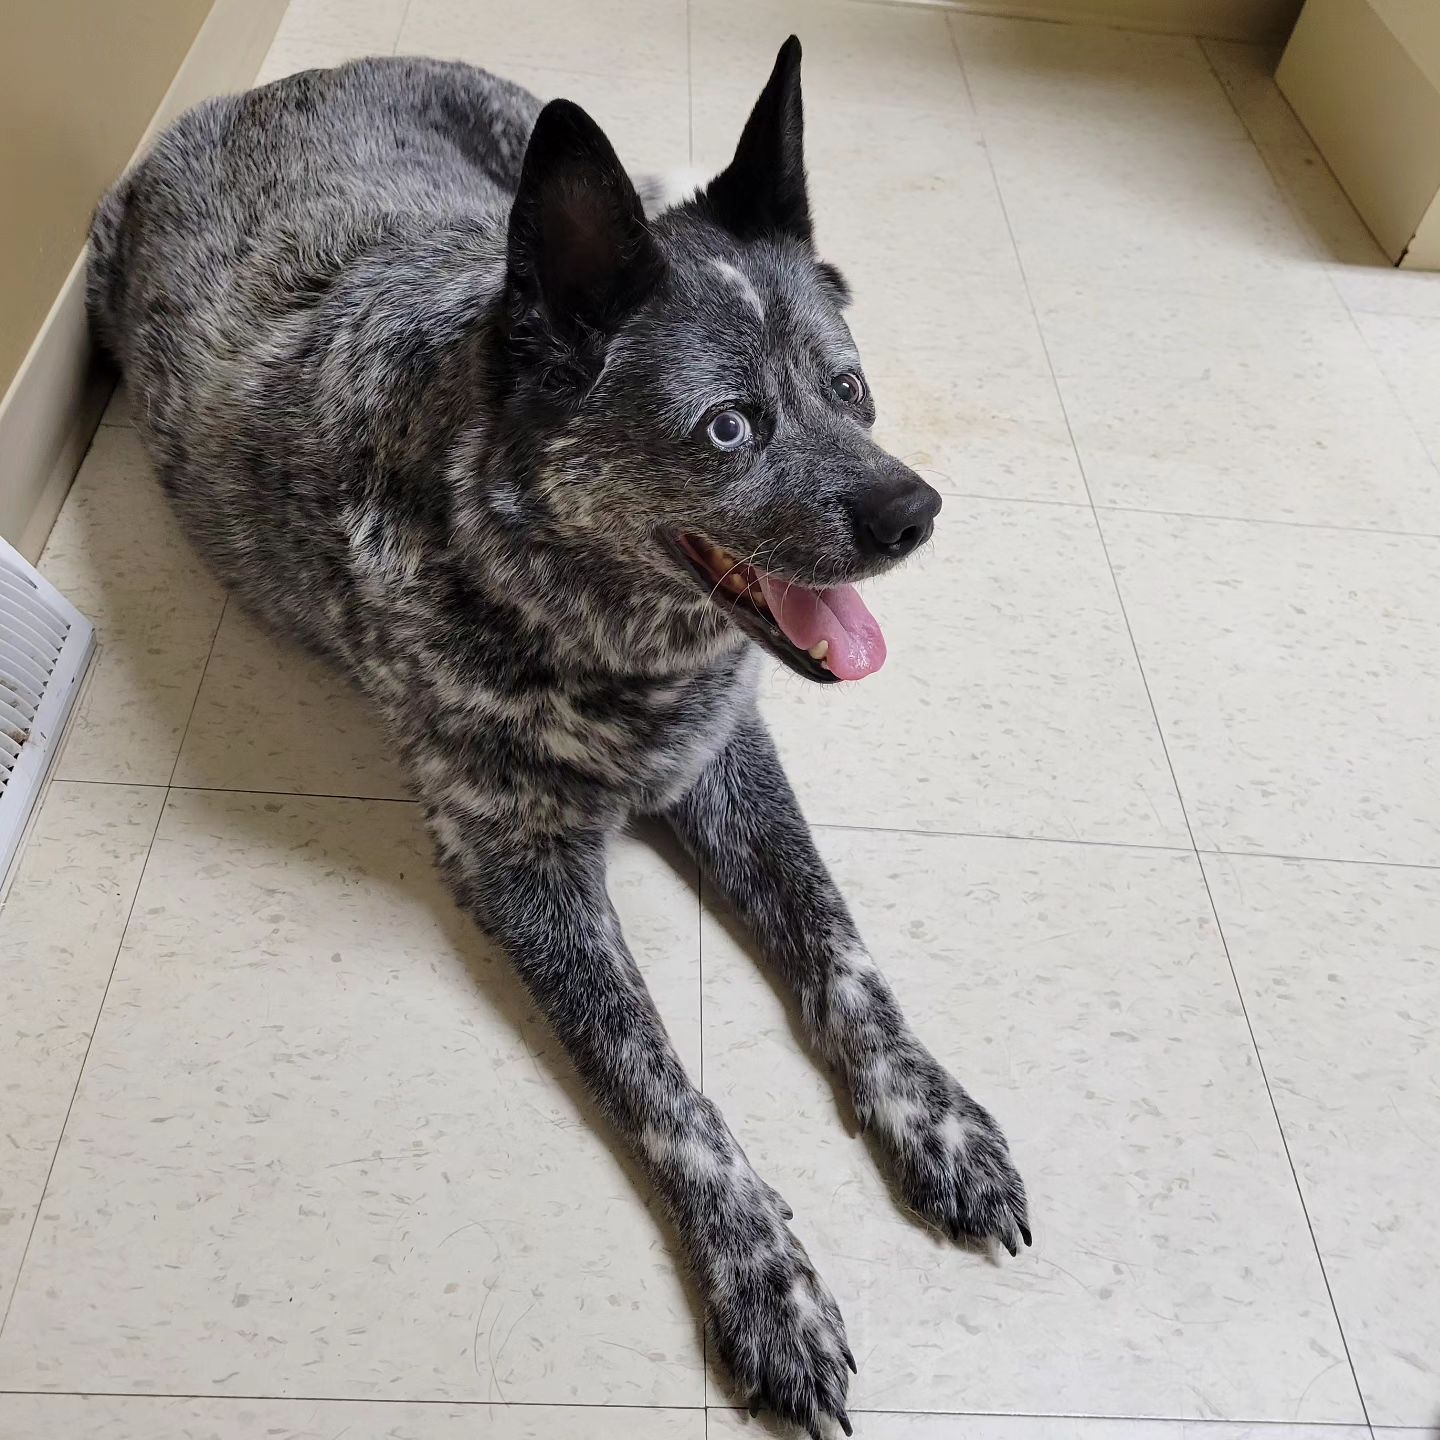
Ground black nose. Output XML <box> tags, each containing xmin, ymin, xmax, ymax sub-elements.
<box><xmin>856</xmin><ymin>479</ymin><xmax>942</xmax><ymax>559</ymax></box>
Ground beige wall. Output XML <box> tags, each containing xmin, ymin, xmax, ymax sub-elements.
<box><xmin>0</xmin><ymin>0</ymin><xmax>214</xmax><ymax>398</ymax></box>
<box><xmin>936</xmin><ymin>0</ymin><xmax>1304</xmax><ymax>42</ymax></box>
<box><xmin>1279</xmin><ymin>0</ymin><xmax>1440</xmax><ymax>266</ymax></box>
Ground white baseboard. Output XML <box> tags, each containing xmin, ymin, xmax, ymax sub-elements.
<box><xmin>0</xmin><ymin>0</ymin><xmax>287</xmax><ymax>564</ymax></box>
<box><xmin>1</xmin><ymin>251</ymin><xmax>113</xmax><ymax>564</ymax></box>
<box><xmin>901</xmin><ymin>0</ymin><xmax>1303</xmax><ymax>43</ymax></box>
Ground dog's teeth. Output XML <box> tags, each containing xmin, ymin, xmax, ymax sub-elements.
<box><xmin>808</xmin><ymin>641</ymin><xmax>829</xmax><ymax>660</ymax></box>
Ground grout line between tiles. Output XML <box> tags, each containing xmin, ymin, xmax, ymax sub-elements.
<box><xmin>713</xmin><ymin>1408</ymin><xmax>1378</xmax><ymax>1430</ymax></box>
<box><xmin>43</xmin><ymin>779</ymin><xmax>1440</xmax><ymax>871</ymax></box>
<box><xmin>685</xmin><ymin>0</ymin><xmax>694</xmax><ymax>165</ymax></box>
<box><xmin>794</xmin><ymin>0</ymin><xmax>1293</xmax><ymax>38</ymax></box>
<box><xmin>0</xmin><ymin>797</ymin><xmax>167</xmax><ymax>1342</ymax></box>
<box><xmin>0</xmin><ymin>1388</ymin><xmax>1381</xmax><ymax>1428</ymax></box>
<box><xmin>954</xmin><ymin>25</ymin><xmax>1376</xmax><ymax>1431</ymax></box>
<box><xmin>816</xmin><ymin>485</ymin><xmax>1440</xmax><ymax>543</ymax></box>
<box><xmin>696</xmin><ymin>872</ymin><xmax>706</xmax><ymax>1096</ymax></box>
<box><xmin>0</xmin><ymin>1391</ymin><xmax>704</xmax><ymax>1412</ymax></box>
<box><xmin>1187</xmin><ymin>859</ymin><xmax>1376</xmax><ymax>1436</ymax></box>
<box><xmin>1018</xmin><ymin>271</ymin><xmax>1387</xmax><ymax>317</ymax></box>
<box><xmin>696</xmin><ymin>869</ymin><xmax>712</xmax><ymax>1400</ymax></box>
<box><xmin>928</xmin><ymin>491</ymin><xmax>1090</xmax><ymax>509</ymax></box>
<box><xmin>1330</xmin><ymin>292</ymin><xmax>1440</xmax><ymax>506</ymax></box>
<box><xmin>1192</xmin><ymin>40</ymin><xmax>1349</xmax><ymax>286</ymax></box>
<box><xmin>1092</xmin><ymin>503</ymin><xmax>1440</xmax><ymax>543</ymax></box>
<box><xmin>39</xmin><ymin>776</ymin><xmax>170</xmax><ymax>790</ymax></box>
<box><xmin>42</xmin><ymin>776</ymin><xmax>1440</xmax><ymax>878</ymax></box>
<box><xmin>1341</xmin><ymin>303</ymin><xmax>1440</xmax><ymax>496</ymax></box>
<box><xmin>811</xmin><ymin>819</ymin><xmax>1192</xmax><ymax>855</ymax></box>
<box><xmin>166</xmin><ymin>594</ymin><xmax>229</xmax><ymax>790</ymax></box>
<box><xmin>1196</xmin><ymin>845</ymin><xmax>1440</xmax><ymax>873</ymax></box>
<box><xmin>177</xmin><ymin>781</ymin><xmax>415</xmax><ymax>803</ymax></box>
<box><xmin>390</xmin><ymin>0</ymin><xmax>418</xmax><ymax>52</ymax></box>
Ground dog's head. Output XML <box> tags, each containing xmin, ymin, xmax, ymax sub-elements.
<box><xmin>500</xmin><ymin>37</ymin><xmax>939</xmax><ymax>683</ymax></box>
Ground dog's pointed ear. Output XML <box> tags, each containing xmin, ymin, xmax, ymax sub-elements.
<box><xmin>506</xmin><ymin>99</ymin><xmax>664</xmax><ymax>370</ymax></box>
<box><xmin>701</xmin><ymin>35</ymin><xmax>811</xmax><ymax>246</ymax></box>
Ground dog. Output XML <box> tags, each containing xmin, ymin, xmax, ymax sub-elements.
<box><xmin>87</xmin><ymin>38</ymin><xmax>1029</xmax><ymax>1437</ymax></box>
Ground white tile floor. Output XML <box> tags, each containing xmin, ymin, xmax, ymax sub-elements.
<box><xmin>3</xmin><ymin>3</ymin><xmax>1439</xmax><ymax>1438</ymax></box>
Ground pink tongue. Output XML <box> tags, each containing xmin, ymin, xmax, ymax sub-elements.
<box><xmin>756</xmin><ymin>574</ymin><xmax>887</xmax><ymax>681</ymax></box>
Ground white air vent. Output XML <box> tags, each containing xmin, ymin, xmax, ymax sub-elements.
<box><xmin>1</xmin><ymin>537</ymin><xmax>95</xmax><ymax>884</ymax></box>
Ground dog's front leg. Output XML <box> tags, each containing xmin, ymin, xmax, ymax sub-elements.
<box><xmin>420</xmin><ymin>788</ymin><xmax>854</xmax><ymax>1438</ymax></box>
<box><xmin>667</xmin><ymin>711</ymin><xmax>1031</xmax><ymax>1255</ymax></box>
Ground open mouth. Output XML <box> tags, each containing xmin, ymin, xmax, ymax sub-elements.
<box><xmin>670</xmin><ymin>533</ymin><xmax>887</xmax><ymax>684</ymax></box>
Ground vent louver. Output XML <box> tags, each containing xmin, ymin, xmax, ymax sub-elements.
<box><xmin>0</xmin><ymin>537</ymin><xmax>95</xmax><ymax>885</ymax></box>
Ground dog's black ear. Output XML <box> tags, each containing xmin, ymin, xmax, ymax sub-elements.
<box><xmin>506</xmin><ymin>99</ymin><xmax>664</xmax><ymax>380</ymax></box>
<box><xmin>815</xmin><ymin>259</ymin><xmax>851</xmax><ymax>306</ymax></box>
<box><xmin>701</xmin><ymin>35</ymin><xmax>811</xmax><ymax>246</ymax></box>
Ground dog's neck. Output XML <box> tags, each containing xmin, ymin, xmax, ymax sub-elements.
<box><xmin>443</xmin><ymin>424</ymin><xmax>745</xmax><ymax>685</ymax></box>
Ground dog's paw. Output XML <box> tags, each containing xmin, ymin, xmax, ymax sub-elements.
<box><xmin>706</xmin><ymin>1223</ymin><xmax>854</xmax><ymax>1440</ymax></box>
<box><xmin>862</xmin><ymin>1058</ymin><xmax>1030</xmax><ymax>1255</ymax></box>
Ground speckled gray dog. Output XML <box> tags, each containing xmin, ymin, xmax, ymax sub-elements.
<box><xmin>88</xmin><ymin>39</ymin><xmax>1029</xmax><ymax>1436</ymax></box>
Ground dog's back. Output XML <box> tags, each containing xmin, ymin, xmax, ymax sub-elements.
<box><xmin>90</xmin><ymin>56</ymin><xmax>541</xmax><ymax>370</ymax></box>
<box><xmin>88</xmin><ymin>57</ymin><xmax>545</xmax><ymax>654</ymax></box>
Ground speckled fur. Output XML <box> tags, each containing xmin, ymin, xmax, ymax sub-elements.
<box><xmin>89</xmin><ymin>43</ymin><xmax>1027</xmax><ymax>1437</ymax></box>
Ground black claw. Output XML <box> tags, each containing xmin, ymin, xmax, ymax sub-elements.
<box><xmin>1003</xmin><ymin>1235</ymin><xmax>1018</xmax><ymax>1258</ymax></box>
<box><xmin>748</xmin><ymin>1400</ymin><xmax>761</xmax><ymax>1419</ymax></box>
<box><xmin>843</xmin><ymin>1345</ymin><xmax>858</xmax><ymax>1374</ymax></box>
<box><xmin>839</xmin><ymin>1409</ymin><xmax>854</xmax><ymax>1437</ymax></box>
<box><xmin>807</xmin><ymin>1424</ymin><xmax>823</xmax><ymax>1440</ymax></box>
<box><xmin>1020</xmin><ymin>1224</ymin><xmax>1033</xmax><ymax>1247</ymax></box>
<box><xmin>780</xmin><ymin>1203</ymin><xmax>794</xmax><ymax>1220</ymax></box>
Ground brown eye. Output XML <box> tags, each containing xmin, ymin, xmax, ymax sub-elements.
<box><xmin>831</xmin><ymin>371</ymin><xmax>865</xmax><ymax>404</ymax></box>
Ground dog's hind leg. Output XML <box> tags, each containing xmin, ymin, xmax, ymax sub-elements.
<box><xmin>417</xmin><ymin>773</ymin><xmax>854</xmax><ymax>1439</ymax></box>
<box><xmin>665</xmin><ymin>710</ymin><xmax>1031</xmax><ymax>1256</ymax></box>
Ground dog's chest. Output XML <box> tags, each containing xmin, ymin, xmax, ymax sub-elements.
<box><xmin>532</xmin><ymin>656</ymin><xmax>755</xmax><ymax>812</ymax></box>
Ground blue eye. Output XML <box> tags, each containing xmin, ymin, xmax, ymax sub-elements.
<box><xmin>706</xmin><ymin>409</ymin><xmax>751</xmax><ymax>451</ymax></box>
<box><xmin>831</xmin><ymin>371</ymin><xmax>865</xmax><ymax>404</ymax></box>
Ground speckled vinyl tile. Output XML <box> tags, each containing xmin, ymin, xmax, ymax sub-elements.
<box><xmin>1203</xmin><ymin>852</ymin><xmax>1440</xmax><ymax>1425</ymax></box>
<box><xmin>1103</xmin><ymin>510</ymin><xmax>1440</xmax><ymax>865</ymax></box>
<box><xmin>700</xmin><ymin>828</ymin><xmax>1361</xmax><ymax>1419</ymax></box>
<box><xmin>0</xmin><ymin>790</ymin><xmax>705</xmax><ymax>1406</ymax></box>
